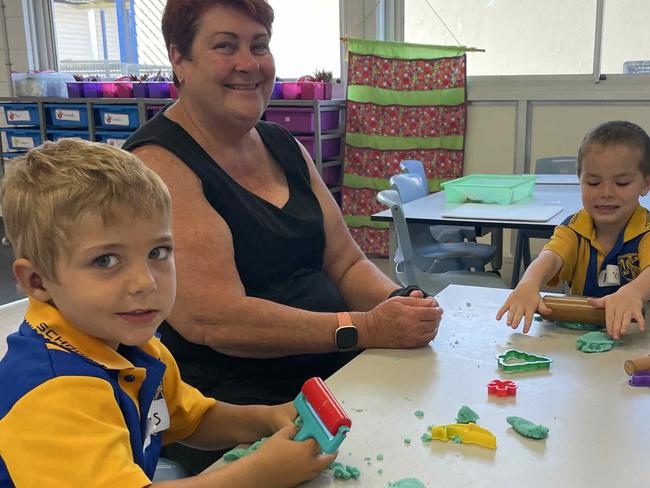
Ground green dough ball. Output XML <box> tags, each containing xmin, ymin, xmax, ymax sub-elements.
<box><xmin>456</xmin><ymin>405</ymin><xmax>480</xmax><ymax>424</ymax></box>
<box><xmin>420</xmin><ymin>432</ymin><xmax>432</xmax><ymax>442</ymax></box>
<box><xmin>329</xmin><ymin>462</ymin><xmax>361</xmax><ymax>480</ymax></box>
<box><xmin>576</xmin><ymin>331</ymin><xmax>622</xmax><ymax>353</ymax></box>
<box><xmin>507</xmin><ymin>416</ymin><xmax>549</xmax><ymax>439</ymax></box>
<box><xmin>414</xmin><ymin>409</ymin><xmax>424</xmax><ymax>418</ymax></box>
<box><xmin>388</xmin><ymin>477</ymin><xmax>427</xmax><ymax>488</ymax></box>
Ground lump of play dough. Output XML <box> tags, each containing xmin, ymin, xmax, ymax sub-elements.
<box><xmin>506</xmin><ymin>416</ymin><xmax>549</xmax><ymax>439</ymax></box>
<box><xmin>329</xmin><ymin>462</ymin><xmax>361</xmax><ymax>480</ymax></box>
<box><xmin>456</xmin><ymin>405</ymin><xmax>479</xmax><ymax>424</ymax></box>
<box><xmin>222</xmin><ymin>438</ymin><xmax>267</xmax><ymax>461</ymax></box>
<box><xmin>414</xmin><ymin>409</ymin><xmax>424</xmax><ymax>418</ymax></box>
<box><xmin>576</xmin><ymin>331</ymin><xmax>622</xmax><ymax>353</ymax></box>
<box><xmin>534</xmin><ymin>315</ymin><xmax>603</xmax><ymax>330</ymax></box>
<box><xmin>388</xmin><ymin>477</ymin><xmax>427</xmax><ymax>488</ymax></box>
<box><xmin>420</xmin><ymin>432</ymin><xmax>432</xmax><ymax>442</ymax></box>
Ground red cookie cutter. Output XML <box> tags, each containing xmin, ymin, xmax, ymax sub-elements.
<box><xmin>487</xmin><ymin>379</ymin><xmax>517</xmax><ymax>397</ymax></box>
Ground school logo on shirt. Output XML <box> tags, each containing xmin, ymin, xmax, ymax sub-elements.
<box><xmin>618</xmin><ymin>253</ymin><xmax>639</xmax><ymax>282</ymax></box>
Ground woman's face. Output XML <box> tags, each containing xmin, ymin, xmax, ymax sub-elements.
<box><xmin>174</xmin><ymin>5</ymin><xmax>275</xmax><ymax>127</ymax></box>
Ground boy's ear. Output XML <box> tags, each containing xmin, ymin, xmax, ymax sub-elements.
<box><xmin>642</xmin><ymin>175</ymin><xmax>650</xmax><ymax>196</ymax></box>
<box><xmin>13</xmin><ymin>258</ymin><xmax>52</xmax><ymax>303</ymax></box>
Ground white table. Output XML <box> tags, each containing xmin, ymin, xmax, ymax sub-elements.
<box><xmin>372</xmin><ymin>183</ymin><xmax>650</xmax><ymax>283</ymax></box>
<box><xmin>207</xmin><ymin>285</ymin><xmax>650</xmax><ymax>486</ymax></box>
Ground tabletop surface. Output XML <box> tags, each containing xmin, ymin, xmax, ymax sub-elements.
<box><xmin>208</xmin><ymin>285</ymin><xmax>650</xmax><ymax>487</ymax></box>
<box><xmin>373</xmin><ymin>183</ymin><xmax>650</xmax><ymax>230</ymax></box>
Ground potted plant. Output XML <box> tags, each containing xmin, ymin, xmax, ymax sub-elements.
<box><xmin>297</xmin><ymin>69</ymin><xmax>333</xmax><ymax>100</ymax></box>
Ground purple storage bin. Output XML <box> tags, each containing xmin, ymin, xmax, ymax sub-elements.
<box><xmin>116</xmin><ymin>82</ymin><xmax>134</xmax><ymax>98</ymax></box>
<box><xmin>264</xmin><ymin>107</ymin><xmax>339</xmax><ymax>132</ymax></box>
<box><xmin>146</xmin><ymin>105</ymin><xmax>165</xmax><ymax>119</ymax></box>
<box><xmin>299</xmin><ymin>82</ymin><xmax>326</xmax><ymax>100</ymax></box>
<box><xmin>83</xmin><ymin>82</ymin><xmax>103</xmax><ymax>98</ymax></box>
<box><xmin>296</xmin><ymin>135</ymin><xmax>341</xmax><ymax>159</ymax></box>
<box><xmin>66</xmin><ymin>82</ymin><xmax>83</xmax><ymax>98</ymax></box>
<box><xmin>132</xmin><ymin>83</ymin><xmax>149</xmax><ymax>98</ymax></box>
<box><xmin>281</xmin><ymin>82</ymin><xmax>301</xmax><ymax>100</ymax></box>
<box><xmin>148</xmin><ymin>82</ymin><xmax>171</xmax><ymax>98</ymax></box>
<box><xmin>321</xmin><ymin>164</ymin><xmax>342</xmax><ymax>187</ymax></box>
<box><xmin>271</xmin><ymin>82</ymin><xmax>283</xmax><ymax>99</ymax></box>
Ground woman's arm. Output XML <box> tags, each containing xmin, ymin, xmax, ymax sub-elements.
<box><xmin>299</xmin><ymin>145</ymin><xmax>399</xmax><ymax>311</ymax></box>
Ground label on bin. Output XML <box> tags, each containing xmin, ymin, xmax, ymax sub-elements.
<box><xmin>7</xmin><ymin>110</ymin><xmax>31</xmax><ymax>122</ymax></box>
<box><xmin>104</xmin><ymin>113</ymin><xmax>129</xmax><ymax>127</ymax></box>
<box><xmin>10</xmin><ymin>136</ymin><xmax>35</xmax><ymax>149</ymax></box>
<box><xmin>106</xmin><ymin>138</ymin><xmax>126</xmax><ymax>148</ymax></box>
<box><xmin>56</xmin><ymin>109</ymin><xmax>81</xmax><ymax>122</ymax></box>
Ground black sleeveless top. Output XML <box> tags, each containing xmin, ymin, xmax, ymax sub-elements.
<box><xmin>123</xmin><ymin>110</ymin><xmax>356</xmax><ymax>404</ymax></box>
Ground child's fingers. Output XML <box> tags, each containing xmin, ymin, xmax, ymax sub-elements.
<box><xmin>537</xmin><ymin>299</ymin><xmax>553</xmax><ymax>316</ymax></box>
<box><xmin>275</xmin><ymin>424</ymin><xmax>297</xmax><ymax>440</ymax></box>
<box><xmin>316</xmin><ymin>451</ymin><xmax>338</xmax><ymax>469</ymax></box>
<box><xmin>495</xmin><ymin>301</ymin><xmax>509</xmax><ymax>320</ymax></box>
<box><xmin>587</xmin><ymin>296</ymin><xmax>605</xmax><ymax>309</ymax></box>
<box><xmin>634</xmin><ymin>309</ymin><xmax>646</xmax><ymax>331</ymax></box>
<box><xmin>522</xmin><ymin>309</ymin><xmax>535</xmax><ymax>334</ymax></box>
<box><xmin>509</xmin><ymin>305</ymin><xmax>526</xmax><ymax>330</ymax></box>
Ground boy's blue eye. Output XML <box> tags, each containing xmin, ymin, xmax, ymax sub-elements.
<box><xmin>150</xmin><ymin>246</ymin><xmax>172</xmax><ymax>260</ymax></box>
<box><xmin>94</xmin><ymin>255</ymin><xmax>118</xmax><ymax>268</ymax></box>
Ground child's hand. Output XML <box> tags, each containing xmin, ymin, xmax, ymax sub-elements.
<box><xmin>266</xmin><ymin>402</ymin><xmax>298</xmax><ymax>433</ymax></box>
<box><xmin>496</xmin><ymin>282</ymin><xmax>552</xmax><ymax>333</ymax></box>
<box><xmin>252</xmin><ymin>425</ymin><xmax>337</xmax><ymax>487</ymax></box>
<box><xmin>587</xmin><ymin>287</ymin><xmax>646</xmax><ymax>340</ymax></box>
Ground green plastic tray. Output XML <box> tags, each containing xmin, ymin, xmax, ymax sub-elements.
<box><xmin>441</xmin><ymin>174</ymin><xmax>536</xmax><ymax>205</ymax></box>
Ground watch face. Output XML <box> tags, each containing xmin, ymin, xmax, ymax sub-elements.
<box><xmin>337</xmin><ymin>326</ymin><xmax>358</xmax><ymax>349</ymax></box>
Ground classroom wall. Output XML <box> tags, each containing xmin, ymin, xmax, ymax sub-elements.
<box><xmin>0</xmin><ymin>1</ymin><xmax>30</xmax><ymax>97</ymax></box>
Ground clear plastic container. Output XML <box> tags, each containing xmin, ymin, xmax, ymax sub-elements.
<box><xmin>441</xmin><ymin>174</ymin><xmax>536</xmax><ymax>204</ymax></box>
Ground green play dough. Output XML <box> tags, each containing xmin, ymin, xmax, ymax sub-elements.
<box><xmin>456</xmin><ymin>405</ymin><xmax>479</xmax><ymax>424</ymax></box>
<box><xmin>329</xmin><ymin>462</ymin><xmax>361</xmax><ymax>480</ymax></box>
<box><xmin>507</xmin><ymin>416</ymin><xmax>549</xmax><ymax>439</ymax></box>
<box><xmin>414</xmin><ymin>410</ymin><xmax>424</xmax><ymax>418</ymax></box>
<box><xmin>420</xmin><ymin>432</ymin><xmax>432</xmax><ymax>442</ymax></box>
<box><xmin>576</xmin><ymin>331</ymin><xmax>622</xmax><ymax>353</ymax></box>
<box><xmin>534</xmin><ymin>315</ymin><xmax>603</xmax><ymax>330</ymax></box>
<box><xmin>222</xmin><ymin>438</ymin><xmax>267</xmax><ymax>461</ymax></box>
<box><xmin>388</xmin><ymin>477</ymin><xmax>427</xmax><ymax>488</ymax></box>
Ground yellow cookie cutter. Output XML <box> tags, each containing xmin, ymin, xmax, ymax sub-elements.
<box><xmin>430</xmin><ymin>423</ymin><xmax>496</xmax><ymax>449</ymax></box>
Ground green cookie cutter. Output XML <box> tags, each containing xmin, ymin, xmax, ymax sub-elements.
<box><xmin>496</xmin><ymin>349</ymin><xmax>552</xmax><ymax>373</ymax></box>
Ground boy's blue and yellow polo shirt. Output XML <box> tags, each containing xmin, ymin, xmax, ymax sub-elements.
<box><xmin>0</xmin><ymin>298</ymin><xmax>216</xmax><ymax>487</ymax></box>
<box><xmin>543</xmin><ymin>204</ymin><xmax>650</xmax><ymax>297</ymax></box>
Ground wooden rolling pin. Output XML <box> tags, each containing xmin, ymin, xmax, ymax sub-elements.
<box><xmin>540</xmin><ymin>295</ymin><xmax>605</xmax><ymax>325</ymax></box>
<box><xmin>624</xmin><ymin>356</ymin><xmax>650</xmax><ymax>375</ymax></box>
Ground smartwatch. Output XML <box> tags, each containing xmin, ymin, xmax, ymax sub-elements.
<box><xmin>335</xmin><ymin>312</ymin><xmax>358</xmax><ymax>350</ymax></box>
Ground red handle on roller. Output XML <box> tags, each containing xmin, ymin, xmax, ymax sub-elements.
<box><xmin>302</xmin><ymin>377</ymin><xmax>351</xmax><ymax>435</ymax></box>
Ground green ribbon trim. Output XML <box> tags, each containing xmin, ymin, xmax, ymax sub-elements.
<box><xmin>345</xmin><ymin>133</ymin><xmax>464</xmax><ymax>151</ymax></box>
<box><xmin>348</xmin><ymin>38</ymin><xmax>466</xmax><ymax>60</ymax></box>
<box><xmin>343</xmin><ymin>173</ymin><xmax>390</xmax><ymax>190</ymax></box>
<box><xmin>347</xmin><ymin>86</ymin><xmax>464</xmax><ymax>106</ymax></box>
<box><xmin>343</xmin><ymin>215</ymin><xmax>390</xmax><ymax>229</ymax></box>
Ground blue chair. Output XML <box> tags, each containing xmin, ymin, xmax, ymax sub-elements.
<box><xmin>389</xmin><ymin>174</ymin><xmax>496</xmax><ymax>273</ymax></box>
<box><xmin>376</xmin><ymin>189</ymin><xmax>507</xmax><ymax>295</ymax></box>
<box><xmin>511</xmin><ymin>156</ymin><xmax>578</xmax><ymax>287</ymax></box>
<box><xmin>399</xmin><ymin>159</ymin><xmax>477</xmax><ymax>242</ymax></box>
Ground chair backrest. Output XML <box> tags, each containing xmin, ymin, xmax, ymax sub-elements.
<box><xmin>376</xmin><ymin>190</ymin><xmax>417</xmax><ymax>286</ymax></box>
<box><xmin>390</xmin><ymin>173</ymin><xmax>427</xmax><ymax>203</ymax></box>
<box><xmin>399</xmin><ymin>159</ymin><xmax>427</xmax><ymax>183</ymax></box>
<box><xmin>0</xmin><ymin>298</ymin><xmax>28</xmax><ymax>359</ymax></box>
<box><xmin>534</xmin><ymin>156</ymin><xmax>577</xmax><ymax>175</ymax></box>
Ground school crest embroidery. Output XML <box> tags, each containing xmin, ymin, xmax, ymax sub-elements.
<box><xmin>618</xmin><ymin>253</ymin><xmax>639</xmax><ymax>282</ymax></box>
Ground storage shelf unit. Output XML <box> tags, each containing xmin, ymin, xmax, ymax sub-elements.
<box><xmin>0</xmin><ymin>98</ymin><xmax>347</xmax><ymax>200</ymax></box>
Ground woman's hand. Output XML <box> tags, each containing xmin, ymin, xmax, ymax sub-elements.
<box><xmin>359</xmin><ymin>295</ymin><xmax>443</xmax><ymax>348</ymax></box>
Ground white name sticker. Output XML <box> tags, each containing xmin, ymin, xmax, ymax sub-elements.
<box><xmin>10</xmin><ymin>136</ymin><xmax>35</xmax><ymax>149</ymax></box>
<box><xmin>103</xmin><ymin>112</ymin><xmax>130</xmax><ymax>126</ymax></box>
<box><xmin>7</xmin><ymin>110</ymin><xmax>31</xmax><ymax>122</ymax></box>
<box><xmin>55</xmin><ymin>109</ymin><xmax>81</xmax><ymax>122</ymax></box>
<box><xmin>143</xmin><ymin>397</ymin><xmax>170</xmax><ymax>451</ymax></box>
<box><xmin>106</xmin><ymin>138</ymin><xmax>126</xmax><ymax>148</ymax></box>
<box><xmin>598</xmin><ymin>264</ymin><xmax>621</xmax><ymax>287</ymax></box>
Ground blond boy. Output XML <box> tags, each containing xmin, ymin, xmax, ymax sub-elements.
<box><xmin>497</xmin><ymin>121</ymin><xmax>650</xmax><ymax>340</ymax></box>
<box><xmin>0</xmin><ymin>139</ymin><xmax>334</xmax><ymax>487</ymax></box>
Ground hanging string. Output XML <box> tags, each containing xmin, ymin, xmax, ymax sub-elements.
<box><xmin>421</xmin><ymin>0</ymin><xmax>463</xmax><ymax>47</ymax></box>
